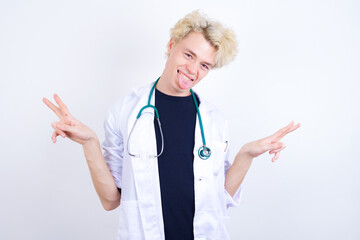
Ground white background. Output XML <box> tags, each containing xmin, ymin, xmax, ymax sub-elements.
<box><xmin>0</xmin><ymin>0</ymin><xmax>359</xmax><ymax>239</ymax></box>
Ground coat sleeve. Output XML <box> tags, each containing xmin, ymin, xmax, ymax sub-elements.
<box><xmin>223</xmin><ymin>119</ymin><xmax>243</xmax><ymax>208</ymax></box>
<box><xmin>102</xmin><ymin>99</ymin><xmax>124</xmax><ymax>190</ymax></box>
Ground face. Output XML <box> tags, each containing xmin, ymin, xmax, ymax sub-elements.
<box><xmin>160</xmin><ymin>31</ymin><xmax>216</xmax><ymax>96</ymax></box>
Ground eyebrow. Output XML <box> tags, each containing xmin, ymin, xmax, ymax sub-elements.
<box><xmin>185</xmin><ymin>48</ymin><xmax>214</xmax><ymax>68</ymax></box>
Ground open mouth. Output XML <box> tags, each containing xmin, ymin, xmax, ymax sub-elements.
<box><xmin>177</xmin><ymin>70</ymin><xmax>194</xmax><ymax>81</ymax></box>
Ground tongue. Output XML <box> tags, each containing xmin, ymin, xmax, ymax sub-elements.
<box><xmin>178</xmin><ymin>72</ymin><xmax>192</xmax><ymax>89</ymax></box>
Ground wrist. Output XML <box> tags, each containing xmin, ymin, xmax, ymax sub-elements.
<box><xmin>83</xmin><ymin>135</ymin><xmax>99</xmax><ymax>148</ymax></box>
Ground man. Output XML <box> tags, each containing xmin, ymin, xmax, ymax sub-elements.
<box><xmin>44</xmin><ymin>11</ymin><xmax>300</xmax><ymax>240</ymax></box>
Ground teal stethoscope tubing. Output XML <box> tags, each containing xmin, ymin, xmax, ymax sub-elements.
<box><xmin>127</xmin><ymin>77</ymin><xmax>211</xmax><ymax>160</ymax></box>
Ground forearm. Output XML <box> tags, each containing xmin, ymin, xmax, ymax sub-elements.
<box><xmin>82</xmin><ymin>138</ymin><xmax>121</xmax><ymax>210</ymax></box>
<box><xmin>225</xmin><ymin>144</ymin><xmax>253</xmax><ymax>197</ymax></box>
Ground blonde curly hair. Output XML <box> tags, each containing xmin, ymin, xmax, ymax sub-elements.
<box><xmin>167</xmin><ymin>10</ymin><xmax>238</xmax><ymax>69</ymax></box>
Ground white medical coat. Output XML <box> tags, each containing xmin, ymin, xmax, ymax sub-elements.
<box><xmin>102</xmin><ymin>82</ymin><xmax>242</xmax><ymax>240</ymax></box>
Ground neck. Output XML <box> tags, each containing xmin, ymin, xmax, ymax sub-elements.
<box><xmin>156</xmin><ymin>74</ymin><xmax>191</xmax><ymax>97</ymax></box>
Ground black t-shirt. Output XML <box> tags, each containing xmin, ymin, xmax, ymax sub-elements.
<box><xmin>154</xmin><ymin>88</ymin><xmax>199</xmax><ymax>240</ymax></box>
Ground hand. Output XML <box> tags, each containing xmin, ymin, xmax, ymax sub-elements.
<box><xmin>241</xmin><ymin>121</ymin><xmax>301</xmax><ymax>162</ymax></box>
<box><xmin>43</xmin><ymin>94</ymin><xmax>96</xmax><ymax>145</ymax></box>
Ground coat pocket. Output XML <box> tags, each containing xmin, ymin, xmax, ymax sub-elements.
<box><xmin>117</xmin><ymin>200</ymin><xmax>145</xmax><ymax>240</ymax></box>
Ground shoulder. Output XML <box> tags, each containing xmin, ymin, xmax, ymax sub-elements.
<box><xmin>196</xmin><ymin>91</ymin><xmax>227</xmax><ymax>122</ymax></box>
<box><xmin>108</xmin><ymin>81</ymin><xmax>153</xmax><ymax>112</ymax></box>
<box><xmin>105</xmin><ymin>81</ymin><xmax>154</xmax><ymax>123</ymax></box>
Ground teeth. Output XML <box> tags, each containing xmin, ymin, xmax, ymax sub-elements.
<box><xmin>179</xmin><ymin>71</ymin><xmax>192</xmax><ymax>81</ymax></box>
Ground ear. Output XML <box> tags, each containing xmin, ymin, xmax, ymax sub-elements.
<box><xmin>167</xmin><ymin>38</ymin><xmax>175</xmax><ymax>54</ymax></box>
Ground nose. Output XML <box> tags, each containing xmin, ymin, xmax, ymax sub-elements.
<box><xmin>186</xmin><ymin>61</ymin><xmax>197</xmax><ymax>76</ymax></box>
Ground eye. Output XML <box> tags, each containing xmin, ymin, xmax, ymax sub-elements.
<box><xmin>184</xmin><ymin>53</ymin><xmax>192</xmax><ymax>59</ymax></box>
<box><xmin>201</xmin><ymin>63</ymin><xmax>209</xmax><ymax>70</ymax></box>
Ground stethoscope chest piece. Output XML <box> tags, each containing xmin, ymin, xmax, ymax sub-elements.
<box><xmin>198</xmin><ymin>146</ymin><xmax>211</xmax><ymax>160</ymax></box>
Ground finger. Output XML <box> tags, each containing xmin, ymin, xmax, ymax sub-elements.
<box><xmin>43</xmin><ymin>97</ymin><xmax>62</xmax><ymax>118</ymax></box>
<box><xmin>272</xmin><ymin>121</ymin><xmax>295</xmax><ymax>138</ymax></box>
<box><xmin>287</xmin><ymin>122</ymin><xmax>301</xmax><ymax>134</ymax></box>
<box><xmin>51</xmin><ymin>122</ymin><xmax>67</xmax><ymax>138</ymax></box>
<box><xmin>272</xmin><ymin>121</ymin><xmax>301</xmax><ymax>140</ymax></box>
<box><xmin>54</xmin><ymin>94</ymin><xmax>71</xmax><ymax>116</ymax></box>
<box><xmin>269</xmin><ymin>145</ymin><xmax>286</xmax><ymax>154</ymax></box>
<box><xmin>52</xmin><ymin>131</ymin><xmax>58</xmax><ymax>143</ymax></box>
<box><xmin>272</xmin><ymin>152</ymin><xmax>280</xmax><ymax>162</ymax></box>
<box><xmin>269</xmin><ymin>142</ymin><xmax>285</xmax><ymax>151</ymax></box>
<box><xmin>56</xmin><ymin>122</ymin><xmax>76</xmax><ymax>133</ymax></box>
<box><xmin>281</xmin><ymin>121</ymin><xmax>301</xmax><ymax>135</ymax></box>
<box><xmin>64</xmin><ymin>118</ymin><xmax>76</xmax><ymax>126</ymax></box>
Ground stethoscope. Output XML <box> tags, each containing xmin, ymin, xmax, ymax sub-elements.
<box><xmin>127</xmin><ymin>77</ymin><xmax>211</xmax><ymax>160</ymax></box>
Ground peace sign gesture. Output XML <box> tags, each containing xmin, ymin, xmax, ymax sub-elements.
<box><xmin>43</xmin><ymin>94</ymin><xmax>96</xmax><ymax>145</ymax></box>
<box><xmin>242</xmin><ymin>121</ymin><xmax>301</xmax><ymax>162</ymax></box>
